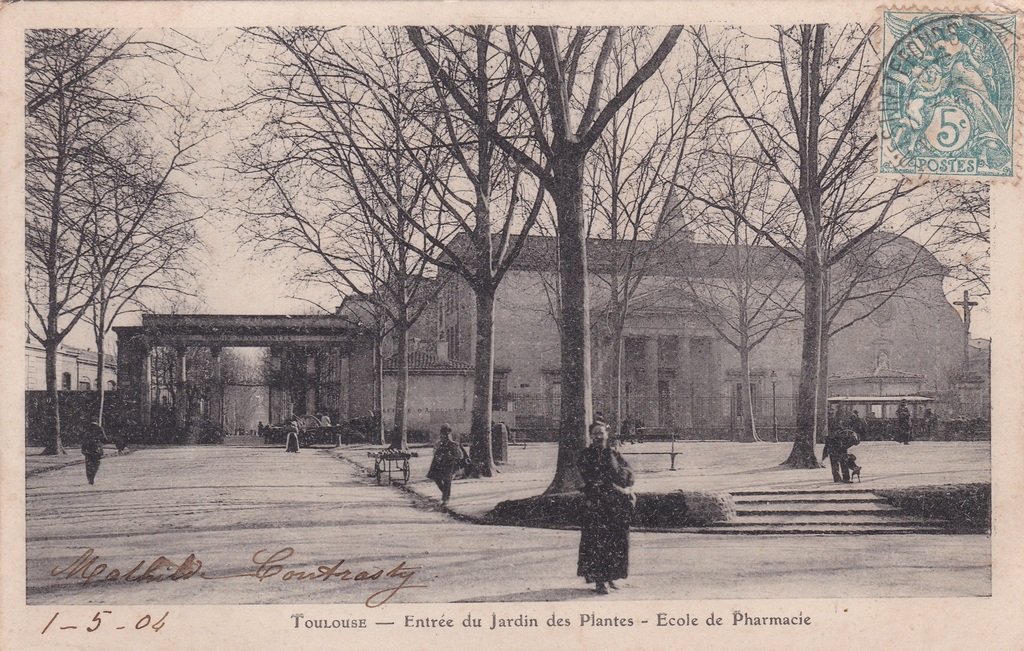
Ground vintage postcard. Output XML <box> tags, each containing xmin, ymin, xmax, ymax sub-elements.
<box><xmin>1</xmin><ymin>1</ymin><xmax>1022</xmax><ymax>650</ymax></box>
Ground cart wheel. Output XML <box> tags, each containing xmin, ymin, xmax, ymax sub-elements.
<box><xmin>402</xmin><ymin>460</ymin><xmax>410</xmax><ymax>483</ymax></box>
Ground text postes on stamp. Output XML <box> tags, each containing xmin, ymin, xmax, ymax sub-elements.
<box><xmin>881</xmin><ymin>11</ymin><xmax>1017</xmax><ymax>179</ymax></box>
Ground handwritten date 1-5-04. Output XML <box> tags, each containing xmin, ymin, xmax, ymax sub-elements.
<box><xmin>41</xmin><ymin>611</ymin><xmax>169</xmax><ymax>634</ymax></box>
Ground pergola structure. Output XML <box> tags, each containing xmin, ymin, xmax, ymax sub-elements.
<box><xmin>113</xmin><ymin>314</ymin><xmax>371</xmax><ymax>435</ymax></box>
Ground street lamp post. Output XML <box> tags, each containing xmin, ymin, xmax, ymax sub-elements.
<box><xmin>770</xmin><ymin>370</ymin><xmax>778</xmax><ymax>443</ymax></box>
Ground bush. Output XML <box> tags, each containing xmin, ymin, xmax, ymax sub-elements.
<box><xmin>877</xmin><ymin>483</ymin><xmax>990</xmax><ymax>532</ymax></box>
<box><xmin>640</xmin><ymin>490</ymin><xmax>736</xmax><ymax>527</ymax></box>
<box><xmin>487</xmin><ymin>490</ymin><xmax>736</xmax><ymax>529</ymax></box>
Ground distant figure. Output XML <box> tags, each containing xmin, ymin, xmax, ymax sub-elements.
<box><xmin>896</xmin><ymin>400</ymin><xmax>912</xmax><ymax>445</ymax></box>
<box><xmin>427</xmin><ymin>424</ymin><xmax>463</xmax><ymax>504</ymax></box>
<box><xmin>923</xmin><ymin>408</ymin><xmax>938</xmax><ymax>439</ymax></box>
<box><xmin>827</xmin><ymin>405</ymin><xmax>836</xmax><ymax>434</ymax></box>
<box><xmin>80</xmin><ymin>421</ymin><xmax>108</xmax><ymax>485</ymax></box>
<box><xmin>846</xmin><ymin>410</ymin><xmax>865</xmax><ymax>439</ymax></box>
<box><xmin>634</xmin><ymin>419</ymin><xmax>646</xmax><ymax>443</ymax></box>
<box><xmin>578</xmin><ymin>422</ymin><xmax>635</xmax><ymax>595</ymax></box>
<box><xmin>620</xmin><ymin>416</ymin><xmax>634</xmax><ymax>445</ymax></box>
<box><xmin>285</xmin><ymin>420</ymin><xmax>300</xmax><ymax>453</ymax></box>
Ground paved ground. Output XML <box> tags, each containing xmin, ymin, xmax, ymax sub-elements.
<box><xmin>25</xmin><ymin>445</ymin><xmax>990</xmax><ymax>605</ymax></box>
<box><xmin>340</xmin><ymin>440</ymin><xmax>991</xmax><ymax>519</ymax></box>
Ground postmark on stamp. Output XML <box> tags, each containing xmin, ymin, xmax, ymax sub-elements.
<box><xmin>880</xmin><ymin>11</ymin><xmax>1017</xmax><ymax>178</ymax></box>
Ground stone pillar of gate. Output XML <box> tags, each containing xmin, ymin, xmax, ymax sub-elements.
<box><xmin>210</xmin><ymin>346</ymin><xmax>223</xmax><ymax>430</ymax></box>
<box><xmin>645</xmin><ymin>336</ymin><xmax>659</xmax><ymax>426</ymax></box>
<box><xmin>173</xmin><ymin>345</ymin><xmax>189</xmax><ymax>436</ymax></box>
<box><xmin>116</xmin><ymin>336</ymin><xmax>152</xmax><ymax>430</ymax></box>
<box><xmin>268</xmin><ymin>347</ymin><xmax>283</xmax><ymax>424</ymax></box>
<box><xmin>338</xmin><ymin>351</ymin><xmax>350</xmax><ymax>421</ymax></box>
<box><xmin>305</xmin><ymin>352</ymin><xmax>317</xmax><ymax>415</ymax></box>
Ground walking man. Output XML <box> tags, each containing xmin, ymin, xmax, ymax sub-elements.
<box><xmin>80</xmin><ymin>421</ymin><xmax>108</xmax><ymax>485</ymax></box>
<box><xmin>426</xmin><ymin>424</ymin><xmax>463</xmax><ymax>504</ymax></box>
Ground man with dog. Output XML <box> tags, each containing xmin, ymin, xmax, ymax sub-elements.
<box><xmin>821</xmin><ymin>427</ymin><xmax>858</xmax><ymax>483</ymax></box>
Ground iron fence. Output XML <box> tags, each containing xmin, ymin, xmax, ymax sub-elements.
<box><xmin>500</xmin><ymin>393</ymin><xmax>989</xmax><ymax>441</ymax></box>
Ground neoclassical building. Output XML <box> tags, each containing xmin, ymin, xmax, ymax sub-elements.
<box><xmin>380</xmin><ymin>232</ymin><xmax>967</xmax><ymax>436</ymax></box>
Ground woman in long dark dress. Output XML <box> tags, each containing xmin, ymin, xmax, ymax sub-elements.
<box><xmin>577</xmin><ymin>422</ymin><xmax>635</xmax><ymax>595</ymax></box>
<box><xmin>285</xmin><ymin>420</ymin><xmax>300</xmax><ymax>453</ymax></box>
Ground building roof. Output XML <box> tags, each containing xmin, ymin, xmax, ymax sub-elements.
<box><xmin>442</xmin><ymin>231</ymin><xmax>942</xmax><ymax>280</ymax></box>
<box><xmin>495</xmin><ymin>234</ymin><xmax>796</xmax><ymax>277</ymax></box>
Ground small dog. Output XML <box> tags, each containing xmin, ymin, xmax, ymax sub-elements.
<box><xmin>846</xmin><ymin>453</ymin><xmax>862</xmax><ymax>482</ymax></box>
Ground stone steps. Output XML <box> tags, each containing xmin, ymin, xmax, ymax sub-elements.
<box><xmin>719</xmin><ymin>488</ymin><xmax>948</xmax><ymax>535</ymax></box>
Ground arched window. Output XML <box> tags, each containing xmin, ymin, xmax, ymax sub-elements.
<box><xmin>61</xmin><ymin>372</ymin><xmax>72</xmax><ymax>391</ymax></box>
<box><xmin>107</xmin><ymin>380</ymin><xmax>116</xmax><ymax>391</ymax></box>
<box><xmin>79</xmin><ymin>380</ymin><xmax>91</xmax><ymax>391</ymax></box>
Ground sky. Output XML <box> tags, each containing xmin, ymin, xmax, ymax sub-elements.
<box><xmin>57</xmin><ymin>27</ymin><xmax>991</xmax><ymax>348</ymax></box>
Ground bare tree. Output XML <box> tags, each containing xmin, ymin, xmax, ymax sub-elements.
<box><xmin>685</xmin><ymin>24</ymin><xmax>939</xmax><ymax>467</ymax></box>
<box><xmin>586</xmin><ymin>34</ymin><xmax>719</xmax><ymax>432</ymax></box>
<box><xmin>25</xmin><ymin>29</ymin><xmax>203</xmax><ymax>454</ymax></box>
<box><xmin>296</xmin><ymin>26</ymin><xmax>552</xmax><ymax>475</ymax></box>
<box><xmin>82</xmin><ymin>131</ymin><xmax>202</xmax><ymax>426</ymax></box>
<box><xmin>237</xmin><ymin>27</ymin><xmax>448</xmax><ymax>450</ymax></box>
<box><xmin>409</xmin><ymin>25</ymin><xmax>683</xmax><ymax>492</ymax></box>
<box><xmin>681</xmin><ymin>137</ymin><xmax>800</xmax><ymax>441</ymax></box>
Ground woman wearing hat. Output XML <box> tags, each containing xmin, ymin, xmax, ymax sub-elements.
<box><xmin>285</xmin><ymin>419</ymin><xmax>300</xmax><ymax>453</ymax></box>
<box><xmin>577</xmin><ymin>421</ymin><xmax>635</xmax><ymax>594</ymax></box>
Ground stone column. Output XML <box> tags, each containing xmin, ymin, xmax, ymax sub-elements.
<box><xmin>117</xmin><ymin>337</ymin><xmax>152</xmax><ymax>429</ymax></box>
<box><xmin>173</xmin><ymin>345</ymin><xmax>188</xmax><ymax>433</ymax></box>
<box><xmin>305</xmin><ymin>352</ymin><xmax>317</xmax><ymax>415</ymax></box>
<box><xmin>210</xmin><ymin>346</ymin><xmax>223</xmax><ymax>429</ymax></box>
<box><xmin>268</xmin><ymin>347</ymin><xmax>282</xmax><ymax>424</ymax></box>
<box><xmin>645</xmin><ymin>336</ymin><xmax>659</xmax><ymax>426</ymax></box>
<box><xmin>678</xmin><ymin>335</ymin><xmax>691</xmax><ymax>429</ymax></box>
<box><xmin>337</xmin><ymin>350</ymin><xmax>349</xmax><ymax>421</ymax></box>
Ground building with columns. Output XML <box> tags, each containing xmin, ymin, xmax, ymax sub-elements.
<box><xmin>106</xmin><ymin>234</ymin><xmax>971</xmax><ymax>441</ymax></box>
<box><xmin>113</xmin><ymin>315</ymin><xmax>369</xmax><ymax>439</ymax></box>
<box><xmin>408</xmin><ymin>233</ymin><xmax>966</xmax><ymax>437</ymax></box>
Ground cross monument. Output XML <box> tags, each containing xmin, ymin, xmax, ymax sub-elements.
<box><xmin>953</xmin><ymin>290</ymin><xmax>978</xmax><ymax>373</ymax></box>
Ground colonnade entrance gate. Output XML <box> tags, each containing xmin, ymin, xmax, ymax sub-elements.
<box><xmin>113</xmin><ymin>314</ymin><xmax>371</xmax><ymax>443</ymax></box>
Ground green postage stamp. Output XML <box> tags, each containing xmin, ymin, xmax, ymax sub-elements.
<box><xmin>881</xmin><ymin>11</ymin><xmax>1017</xmax><ymax>178</ymax></box>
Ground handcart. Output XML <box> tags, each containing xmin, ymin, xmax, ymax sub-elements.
<box><xmin>367</xmin><ymin>449</ymin><xmax>417</xmax><ymax>485</ymax></box>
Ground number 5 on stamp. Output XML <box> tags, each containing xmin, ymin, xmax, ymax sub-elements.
<box><xmin>881</xmin><ymin>11</ymin><xmax>1018</xmax><ymax>178</ymax></box>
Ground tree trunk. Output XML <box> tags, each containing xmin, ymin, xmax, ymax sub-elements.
<box><xmin>545</xmin><ymin>150</ymin><xmax>592</xmax><ymax>494</ymax></box>
<box><xmin>737</xmin><ymin>345</ymin><xmax>758</xmax><ymax>442</ymax></box>
<box><xmin>373</xmin><ymin>334</ymin><xmax>385</xmax><ymax>446</ymax></box>
<box><xmin>609</xmin><ymin>323</ymin><xmax>625</xmax><ymax>436</ymax></box>
<box><xmin>391</xmin><ymin>324</ymin><xmax>409</xmax><ymax>450</ymax></box>
<box><xmin>784</xmin><ymin>262</ymin><xmax>824</xmax><ymax>467</ymax></box>
<box><xmin>42</xmin><ymin>339</ymin><xmax>65</xmax><ymax>455</ymax></box>
<box><xmin>469</xmin><ymin>287</ymin><xmax>497</xmax><ymax>476</ymax></box>
<box><xmin>96</xmin><ymin>331</ymin><xmax>106</xmax><ymax>427</ymax></box>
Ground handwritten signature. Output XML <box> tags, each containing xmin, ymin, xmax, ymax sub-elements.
<box><xmin>50</xmin><ymin>547</ymin><xmax>426</xmax><ymax>607</ymax></box>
